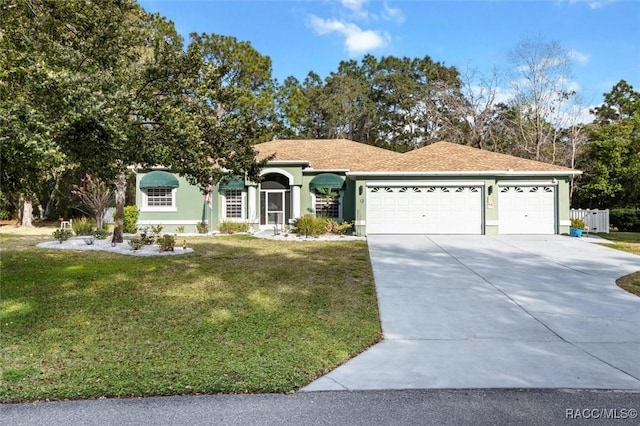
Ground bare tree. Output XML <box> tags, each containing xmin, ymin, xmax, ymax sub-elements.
<box><xmin>72</xmin><ymin>175</ymin><xmax>113</xmax><ymax>230</ymax></box>
<box><xmin>508</xmin><ymin>36</ymin><xmax>577</xmax><ymax>163</ymax></box>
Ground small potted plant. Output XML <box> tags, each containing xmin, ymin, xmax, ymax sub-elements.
<box><xmin>570</xmin><ymin>218</ymin><xmax>585</xmax><ymax>237</ymax></box>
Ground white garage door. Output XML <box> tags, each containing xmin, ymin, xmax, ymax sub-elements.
<box><xmin>498</xmin><ymin>185</ymin><xmax>556</xmax><ymax>234</ymax></box>
<box><xmin>366</xmin><ymin>185</ymin><xmax>482</xmax><ymax>234</ymax></box>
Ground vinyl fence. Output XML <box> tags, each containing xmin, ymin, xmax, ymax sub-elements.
<box><xmin>570</xmin><ymin>208</ymin><xmax>610</xmax><ymax>234</ymax></box>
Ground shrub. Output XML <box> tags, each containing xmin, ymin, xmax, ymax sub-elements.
<box><xmin>123</xmin><ymin>206</ymin><xmax>139</xmax><ymax>234</ymax></box>
<box><xmin>150</xmin><ymin>224</ymin><xmax>164</xmax><ymax>235</ymax></box>
<box><xmin>94</xmin><ymin>228</ymin><xmax>110</xmax><ymax>240</ymax></box>
<box><xmin>176</xmin><ymin>226</ymin><xmax>185</xmax><ymax>233</ymax></box>
<box><xmin>128</xmin><ymin>237</ymin><xmax>144</xmax><ymax>250</ymax></box>
<box><xmin>610</xmin><ymin>209</ymin><xmax>640</xmax><ymax>232</ymax></box>
<box><xmin>52</xmin><ymin>229</ymin><xmax>73</xmax><ymax>243</ymax></box>
<box><xmin>218</xmin><ymin>221</ymin><xmax>249</xmax><ymax>234</ymax></box>
<box><xmin>196</xmin><ymin>221</ymin><xmax>209</xmax><ymax>234</ymax></box>
<box><xmin>156</xmin><ymin>234</ymin><xmax>176</xmax><ymax>252</ymax></box>
<box><xmin>292</xmin><ymin>214</ymin><xmax>329</xmax><ymax>237</ymax></box>
<box><xmin>570</xmin><ymin>218</ymin><xmax>585</xmax><ymax>230</ymax></box>
<box><xmin>72</xmin><ymin>217</ymin><xmax>96</xmax><ymax>236</ymax></box>
<box><xmin>0</xmin><ymin>210</ymin><xmax>11</xmax><ymax>220</ymax></box>
<box><xmin>330</xmin><ymin>220</ymin><xmax>353</xmax><ymax>235</ymax></box>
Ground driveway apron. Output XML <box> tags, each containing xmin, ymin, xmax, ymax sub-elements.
<box><xmin>303</xmin><ymin>235</ymin><xmax>640</xmax><ymax>391</ymax></box>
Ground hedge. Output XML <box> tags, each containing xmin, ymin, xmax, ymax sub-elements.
<box><xmin>610</xmin><ymin>209</ymin><xmax>640</xmax><ymax>232</ymax></box>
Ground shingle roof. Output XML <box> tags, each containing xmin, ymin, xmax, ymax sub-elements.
<box><xmin>254</xmin><ymin>139</ymin><xmax>579</xmax><ymax>174</ymax></box>
<box><xmin>254</xmin><ymin>139</ymin><xmax>402</xmax><ymax>170</ymax></box>
<box><xmin>358</xmin><ymin>141</ymin><xmax>578</xmax><ymax>173</ymax></box>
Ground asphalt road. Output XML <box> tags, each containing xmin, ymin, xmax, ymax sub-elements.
<box><xmin>2</xmin><ymin>389</ymin><xmax>639</xmax><ymax>426</ymax></box>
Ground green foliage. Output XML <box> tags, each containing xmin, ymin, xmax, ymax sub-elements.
<box><xmin>330</xmin><ymin>220</ymin><xmax>353</xmax><ymax>235</ymax></box>
<box><xmin>292</xmin><ymin>214</ymin><xmax>329</xmax><ymax>237</ymax></box>
<box><xmin>196</xmin><ymin>221</ymin><xmax>209</xmax><ymax>234</ymax></box>
<box><xmin>122</xmin><ymin>206</ymin><xmax>139</xmax><ymax>234</ymax></box>
<box><xmin>128</xmin><ymin>238</ymin><xmax>144</xmax><ymax>250</ymax></box>
<box><xmin>218</xmin><ymin>221</ymin><xmax>250</xmax><ymax>234</ymax></box>
<box><xmin>52</xmin><ymin>229</ymin><xmax>73</xmax><ymax>243</ymax></box>
<box><xmin>156</xmin><ymin>234</ymin><xmax>176</xmax><ymax>251</ymax></box>
<box><xmin>610</xmin><ymin>209</ymin><xmax>640</xmax><ymax>232</ymax></box>
<box><xmin>94</xmin><ymin>228</ymin><xmax>110</xmax><ymax>240</ymax></box>
<box><xmin>0</xmin><ymin>210</ymin><xmax>11</xmax><ymax>220</ymax></box>
<box><xmin>150</xmin><ymin>225</ymin><xmax>164</xmax><ymax>235</ymax></box>
<box><xmin>570</xmin><ymin>218</ymin><xmax>585</xmax><ymax>230</ymax></box>
<box><xmin>175</xmin><ymin>226</ymin><xmax>185</xmax><ymax>233</ymax></box>
<box><xmin>72</xmin><ymin>217</ymin><xmax>96</xmax><ymax>236</ymax></box>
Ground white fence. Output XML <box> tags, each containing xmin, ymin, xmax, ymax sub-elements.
<box><xmin>570</xmin><ymin>209</ymin><xmax>610</xmax><ymax>234</ymax></box>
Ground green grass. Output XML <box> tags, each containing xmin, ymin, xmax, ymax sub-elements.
<box><xmin>0</xmin><ymin>235</ymin><xmax>381</xmax><ymax>402</ymax></box>
<box><xmin>599</xmin><ymin>232</ymin><xmax>640</xmax><ymax>255</ymax></box>
<box><xmin>597</xmin><ymin>232</ymin><xmax>640</xmax><ymax>297</ymax></box>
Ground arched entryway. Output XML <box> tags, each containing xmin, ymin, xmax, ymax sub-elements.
<box><xmin>260</xmin><ymin>172</ymin><xmax>291</xmax><ymax>226</ymax></box>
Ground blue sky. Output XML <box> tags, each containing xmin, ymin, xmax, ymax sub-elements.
<box><xmin>139</xmin><ymin>0</ymin><xmax>640</xmax><ymax>117</ymax></box>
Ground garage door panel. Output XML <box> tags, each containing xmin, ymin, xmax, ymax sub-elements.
<box><xmin>367</xmin><ymin>185</ymin><xmax>482</xmax><ymax>234</ymax></box>
<box><xmin>498</xmin><ymin>185</ymin><xmax>555</xmax><ymax>234</ymax></box>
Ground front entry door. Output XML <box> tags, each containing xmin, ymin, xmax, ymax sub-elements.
<box><xmin>261</xmin><ymin>191</ymin><xmax>285</xmax><ymax>225</ymax></box>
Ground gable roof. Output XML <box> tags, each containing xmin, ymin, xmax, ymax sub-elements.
<box><xmin>354</xmin><ymin>141</ymin><xmax>579</xmax><ymax>175</ymax></box>
<box><xmin>254</xmin><ymin>139</ymin><xmax>402</xmax><ymax>170</ymax></box>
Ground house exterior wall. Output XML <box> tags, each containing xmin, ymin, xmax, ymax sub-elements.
<box><xmin>137</xmin><ymin>173</ymin><xmax>212</xmax><ymax>233</ymax></box>
<box><xmin>136</xmin><ymin>169</ymin><xmax>572</xmax><ymax>236</ymax></box>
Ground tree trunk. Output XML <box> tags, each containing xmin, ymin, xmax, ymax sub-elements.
<box><xmin>44</xmin><ymin>177</ymin><xmax>61</xmax><ymax>220</ymax></box>
<box><xmin>19</xmin><ymin>194</ymin><xmax>35</xmax><ymax>227</ymax></box>
<box><xmin>112</xmin><ymin>173</ymin><xmax>127</xmax><ymax>243</ymax></box>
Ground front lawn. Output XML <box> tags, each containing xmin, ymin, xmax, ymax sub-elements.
<box><xmin>598</xmin><ymin>232</ymin><xmax>640</xmax><ymax>297</ymax></box>
<box><xmin>599</xmin><ymin>232</ymin><xmax>640</xmax><ymax>255</ymax></box>
<box><xmin>0</xmin><ymin>235</ymin><xmax>381</xmax><ymax>402</ymax></box>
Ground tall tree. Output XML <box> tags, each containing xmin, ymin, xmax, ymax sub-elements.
<box><xmin>507</xmin><ymin>36</ymin><xmax>577</xmax><ymax>163</ymax></box>
<box><xmin>574</xmin><ymin>82</ymin><xmax>640</xmax><ymax>208</ymax></box>
<box><xmin>1</xmin><ymin>1</ymin><xmax>273</xmax><ymax>238</ymax></box>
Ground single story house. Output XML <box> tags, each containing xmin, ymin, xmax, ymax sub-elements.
<box><xmin>135</xmin><ymin>139</ymin><xmax>581</xmax><ymax>236</ymax></box>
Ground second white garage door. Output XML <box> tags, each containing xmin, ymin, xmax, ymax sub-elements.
<box><xmin>498</xmin><ymin>185</ymin><xmax>556</xmax><ymax>234</ymax></box>
<box><xmin>366</xmin><ymin>185</ymin><xmax>482</xmax><ymax>234</ymax></box>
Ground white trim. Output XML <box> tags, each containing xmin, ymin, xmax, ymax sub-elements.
<box><xmin>365</xmin><ymin>181</ymin><xmax>484</xmax><ymax>187</ymax></box>
<box><xmin>266</xmin><ymin>160</ymin><xmax>309</xmax><ymax>166</ymax></box>
<box><xmin>560</xmin><ymin>220</ymin><xmax>571</xmax><ymax>226</ymax></box>
<box><xmin>221</xmin><ymin>189</ymin><xmax>246</xmax><ymax>221</ymax></box>
<box><xmin>137</xmin><ymin>220</ymin><xmax>206</xmax><ymax>225</ymax></box>
<box><xmin>349</xmin><ymin>170</ymin><xmax>581</xmax><ymax>177</ymax></box>
<box><xmin>303</xmin><ymin>168</ymin><xmax>351</xmax><ymax>173</ymax></box>
<box><xmin>486</xmin><ymin>220</ymin><xmax>499</xmax><ymax>226</ymax></box>
<box><xmin>355</xmin><ymin>220</ymin><xmax>366</xmax><ymax>226</ymax></box>
<box><xmin>497</xmin><ymin>181</ymin><xmax>559</xmax><ymax>187</ymax></box>
<box><xmin>260</xmin><ymin>167</ymin><xmax>295</xmax><ymax>184</ymax></box>
<box><xmin>141</xmin><ymin>187</ymin><xmax>177</xmax><ymax>212</ymax></box>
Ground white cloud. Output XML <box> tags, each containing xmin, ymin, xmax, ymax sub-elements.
<box><xmin>382</xmin><ymin>1</ymin><xmax>405</xmax><ymax>24</ymax></box>
<box><xmin>567</xmin><ymin>0</ymin><xmax>619</xmax><ymax>9</ymax></box>
<box><xmin>568</xmin><ymin>49</ymin><xmax>590</xmax><ymax>65</ymax></box>
<box><xmin>341</xmin><ymin>0</ymin><xmax>370</xmax><ymax>20</ymax></box>
<box><xmin>309</xmin><ymin>15</ymin><xmax>389</xmax><ymax>55</ymax></box>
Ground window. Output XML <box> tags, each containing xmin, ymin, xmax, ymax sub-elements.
<box><xmin>224</xmin><ymin>190</ymin><xmax>243</xmax><ymax>219</ymax></box>
<box><xmin>145</xmin><ymin>187</ymin><xmax>174</xmax><ymax>209</ymax></box>
<box><xmin>314</xmin><ymin>191</ymin><xmax>340</xmax><ymax>219</ymax></box>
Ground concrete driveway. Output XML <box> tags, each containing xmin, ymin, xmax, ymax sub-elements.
<box><xmin>303</xmin><ymin>235</ymin><xmax>640</xmax><ymax>391</ymax></box>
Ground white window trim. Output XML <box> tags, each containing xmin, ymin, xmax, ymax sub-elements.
<box><xmin>221</xmin><ymin>190</ymin><xmax>246</xmax><ymax>221</ymax></box>
<box><xmin>310</xmin><ymin>190</ymin><xmax>343</xmax><ymax>221</ymax></box>
<box><xmin>141</xmin><ymin>187</ymin><xmax>177</xmax><ymax>212</ymax></box>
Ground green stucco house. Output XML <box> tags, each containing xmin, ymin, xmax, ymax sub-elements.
<box><xmin>135</xmin><ymin>139</ymin><xmax>580</xmax><ymax>236</ymax></box>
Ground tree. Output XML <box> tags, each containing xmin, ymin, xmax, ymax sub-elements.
<box><xmin>591</xmin><ymin>79</ymin><xmax>640</xmax><ymax>125</ymax></box>
<box><xmin>574</xmin><ymin>82</ymin><xmax>640</xmax><ymax>208</ymax></box>
<box><xmin>1</xmin><ymin>1</ymin><xmax>273</xmax><ymax>239</ymax></box>
<box><xmin>71</xmin><ymin>175</ymin><xmax>113</xmax><ymax>230</ymax></box>
<box><xmin>507</xmin><ymin>36</ymin><xmax>577</xmax><ymax>163</ymax></box>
